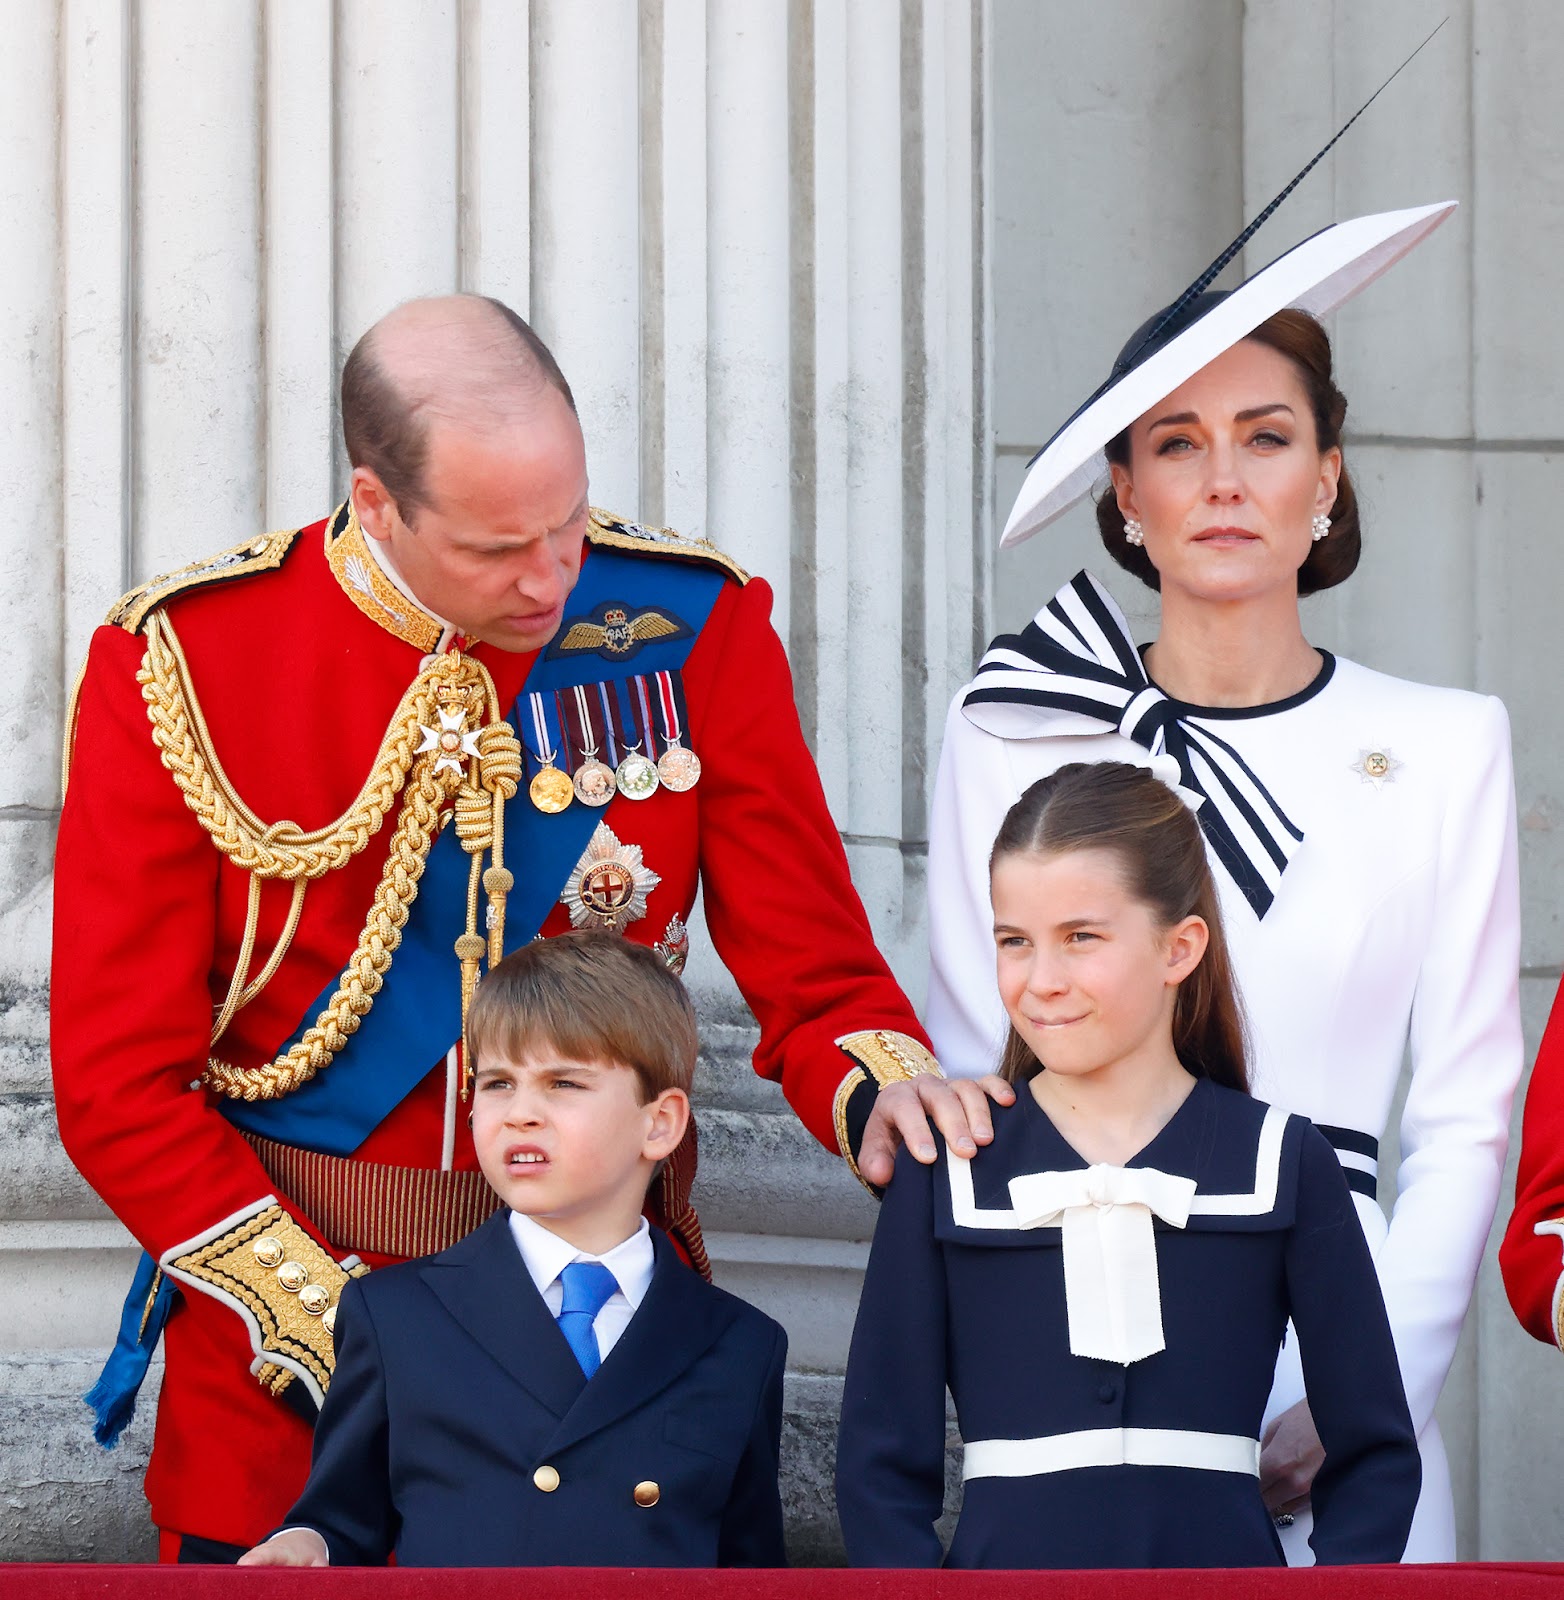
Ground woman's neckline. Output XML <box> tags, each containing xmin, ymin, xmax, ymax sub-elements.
<box><xmin>1138</xmin><ymin>645</ymin><xmax>1338</xmax><ymax>721</ymax></box>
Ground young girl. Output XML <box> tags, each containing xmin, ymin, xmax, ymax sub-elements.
<box><xmin>836</xmin><ymin>762</ymin><xmax>1420</xmax><ymax>1569</ymax></box>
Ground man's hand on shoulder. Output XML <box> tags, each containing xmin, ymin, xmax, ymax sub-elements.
<box><xmin>856</xmin><ymin>1073</ymin><xmax>1015</xmax><ymax>1188</ymax></box>
<box><xmin>238</xmin><ymin>1528</ymin><xmax>331</xmax><ymax>1567</ymax></box>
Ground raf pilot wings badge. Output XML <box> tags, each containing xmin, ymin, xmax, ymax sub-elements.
<box><xmin>545</xmin><ymin>599</ymin><xmax>695</xmax><ymax>662</ymax></box>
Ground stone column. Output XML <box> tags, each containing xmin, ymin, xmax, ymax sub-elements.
<box><xmin>0</xmin><ymin>0</ymin><xmax>987</xmax><ymax>1560</ymax></box>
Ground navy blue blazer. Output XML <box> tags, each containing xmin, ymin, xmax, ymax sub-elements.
<box><xmin>836</xmin><ymin>1078</ymin><xmax>1420</xmax><ymax>1569</ymax></box>
<box><xmin>285</xmin><ymin>1213</ymin><xmax>788</xmax><ymax>1567</ymax></box>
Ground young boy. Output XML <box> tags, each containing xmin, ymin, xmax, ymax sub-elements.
<box><xmin>240</xmin><ymin>932</ymin><xmax>788</xmax><ymax>1568</ymax></box>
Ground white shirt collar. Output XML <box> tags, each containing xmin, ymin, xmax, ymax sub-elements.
<box><xmin>507</xmin><ymin>1212</ymin><xmax>655</xmax><ymax>1311</ymax></box>
<box><xmin>364</xmin><ymin>527</ymin><xmax>462</xmax><ymax>654</ymax></box>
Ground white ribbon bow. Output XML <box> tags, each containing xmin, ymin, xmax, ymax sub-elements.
<box><xmin>1009</xmin><ymin>1163</ymin><xmax>1198</xmax><ymax>1366</ymax></box>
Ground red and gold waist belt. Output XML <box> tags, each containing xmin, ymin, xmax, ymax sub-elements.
<box><xmin>242</xmin><ymin>1133</ymin><xmax>502</xmax><ymax>1260</ymax></box>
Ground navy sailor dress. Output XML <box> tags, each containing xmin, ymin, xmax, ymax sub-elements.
<box><xmin>835</xmin><ymin>1076</ymin><xmax>1420</xmax><ymax>1568</ymax></box>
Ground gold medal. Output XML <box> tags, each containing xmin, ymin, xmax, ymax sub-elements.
<box><xmin>657</xmin><ymin>743</ymin><xmax>701</xmax><ymax>792</ymax></box>
<box><xmin>526</xmin><ymin>693</ymin><xmax>576</xmax><ymax>813</ymax></box>
<box><xmin>529</xmin><ymin>763</ymin><xmax>575</xmax><ymax>814</ymax></box>
<box><xmin>616</xmin><ymin>749</ymin><xmax>660</xmax><ymax>800</ymax></box>
<box><xmin>561</xmin><ymin>823</ymin><xmax>662</xmax><ymax>932</ymax></box>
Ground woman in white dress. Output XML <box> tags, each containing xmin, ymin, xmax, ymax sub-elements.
<box><xmin>925</xmin><ymin>204</ymin><xmax>1522</xmax><ymax>1563</ymax></box>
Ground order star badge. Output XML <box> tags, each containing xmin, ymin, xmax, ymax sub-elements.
<box><xmin>561</xmin><ymin>823</ymin><xmax>662</xmax><ymax>933</ymax></box>
<box><xmin>1351</xmin><ymin>747</ymin><xmax>1401</xmax><ymax>791</ymax></box>
<box><xmin>418</xmin><ymin>707</ymin><xmax>482</xmax><ymax>776</ymax></box>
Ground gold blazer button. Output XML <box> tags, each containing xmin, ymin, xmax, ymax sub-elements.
<box><xmin>533</xmin><ymin>1465</ymin><xmax>560</xmax><ymax>1493</ymax></box>
<box><xmin>633</xmin><ymin>1481</ymin><xmax>660</xmax><ymax>1508</ymax></box>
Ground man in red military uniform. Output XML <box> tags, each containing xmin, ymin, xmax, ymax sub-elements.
<box><xmin>52</xmin><ymin>297</ymin><xmax>1001</xmax><ymax>1560</ymax></box>
<box><xmin>1502</xmin><ymin>988</ymin><xmax>1564</xmax><ymax>1350</ymax></box>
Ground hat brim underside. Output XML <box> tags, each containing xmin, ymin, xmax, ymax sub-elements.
<box><xmin>999</xmin><ymin>199</ymin><xmax>1458</xmax><ymax>551</ymax></box>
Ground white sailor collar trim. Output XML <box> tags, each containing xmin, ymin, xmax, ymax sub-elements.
<box><xmin>937</xmin><ymin>1086</ymin><xmax>1300</xmax><ymax>1242</ymax></box>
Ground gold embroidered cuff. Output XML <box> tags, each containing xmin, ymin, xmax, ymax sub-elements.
<box><xmin>833</xmin><ymin>1066</ymin><xmax>871</xmax><ymax>1186</ymax></box>
<box><xmin>162</xmin><ymin>1200</ymin><xmax>362</xmax><ymax>1408</ymax></box>
<box><xmin>835</xmin><ymin>1029</ymin><xmax>943</xmax><ymax>1088</ymax></box>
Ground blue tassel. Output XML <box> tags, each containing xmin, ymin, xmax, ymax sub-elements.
<box><xmin>83</xmin><ymin>1251</ymin><xmax>177</xmax><ymax>1448</ymax></box>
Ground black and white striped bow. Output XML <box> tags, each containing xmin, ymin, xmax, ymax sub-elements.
<box><xmin>962</xmin><ymin>571</ymin><xmax>1303</xmax><ymax>918</ymax></box>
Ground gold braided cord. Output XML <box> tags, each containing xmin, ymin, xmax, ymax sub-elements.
<box><xmin>202</xmin><ymin>755</ymin><xmax>452</xmax><ymax>1101</ymax></box>
<box><xmin>135</xmin><ymin>607</ymin><xmax>521</xmax><ymax>1102</ymax></box>
<box><xmin>138</xmin><ymin>611</ymin><xmax>445</xmax><ymax>881</ymax></box>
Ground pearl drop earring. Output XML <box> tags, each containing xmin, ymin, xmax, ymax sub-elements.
<box><xmin>1124</xmin><ymin>518</ymin><xmax>1144</xmax><ymax>547</ymax></box>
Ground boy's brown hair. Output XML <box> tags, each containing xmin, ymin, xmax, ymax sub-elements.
<box><xmin>466</xmin><ymin>931</ymin><xmax>698</xmax><ymax>1100</ymax></box>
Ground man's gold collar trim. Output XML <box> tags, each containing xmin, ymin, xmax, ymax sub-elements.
<box><xmin>324</xmin><ymin>501</ymin><xmax>447</xmax><ymax>653</ymax></box>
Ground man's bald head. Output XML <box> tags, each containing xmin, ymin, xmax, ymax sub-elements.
<box><xmin>341</xmin><ymin>295</ymin><xmax>577</xmax><ymax>521</ymax></box>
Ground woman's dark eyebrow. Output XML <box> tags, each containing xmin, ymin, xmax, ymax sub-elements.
<box><xmin>1147</xmin><ymin>401</ymin><xmax>1295</xmax><ymax>431</ymax></box>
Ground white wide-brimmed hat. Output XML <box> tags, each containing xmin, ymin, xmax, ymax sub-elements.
<box><xmin>1001</xmin><ymin>199</ymin><xmax>1457</xmax><ymax>551</ymax></box>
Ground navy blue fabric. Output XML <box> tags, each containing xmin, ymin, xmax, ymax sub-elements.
<box><xmin>835</xmin><ymin>1079</ymin><xmax>1420</xmax><ymax>1569</ymax></box>
<box><xmin>283</xmin><ymin>1218</ymin><xmax>788</xmax><ymax>1568</ymax></box>
<box><xmin>557</xmin><ymin>1261</ymin><xmax>620</xmax><ymax>1378</ymax></box>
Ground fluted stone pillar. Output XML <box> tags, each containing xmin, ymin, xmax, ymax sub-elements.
<box><xmin>0</xmin><ymin>0</ymin><xmax>987</xmax><ymax>1560</ymax></box>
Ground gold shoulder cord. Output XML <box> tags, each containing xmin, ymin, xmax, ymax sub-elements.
<box><xmin>138</xmin><ymin>610</ymin><xmax>521</xmax><ymax>1101</ymax></box>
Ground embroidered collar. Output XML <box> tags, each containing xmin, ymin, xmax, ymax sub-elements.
<box><xmin>324</xmin><ymin>501</ymin><xmax>458</xmax><ymax>654</ymax></box>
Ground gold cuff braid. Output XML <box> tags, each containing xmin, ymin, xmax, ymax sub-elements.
<box><xmin>169</xmin><ymin>1203</ymin><xmax>366</xmax><ymax>1399</ymax></box>
<box><xmin>138</xmin><ymin>611</ymin><xmax>521</xmax><ymax>1101</ymax></box>
<box><xmin>832</xmin><ymin>1066</ymin><xmax>871</xmax><ymax>1188</ymax></box>
<box><xmin>832</xmin><ymin>1031</ymin><xmax>942</xmax><ymax>1194</ymax></box>
<box><xmin>835</xmin><ymin>1029</ymin><xmax>943</xmax><ymax>1089</ymax></box>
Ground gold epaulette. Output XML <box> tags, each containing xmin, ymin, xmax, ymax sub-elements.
<box><xmin>587</xmin><ymin>508</ymin><xmax>749</xmax><ymax>585</ymax></box>
<box><xmin>106</xmin><ymin>526</ymin><xmax>304</xmax><ymax>634</ymax></box>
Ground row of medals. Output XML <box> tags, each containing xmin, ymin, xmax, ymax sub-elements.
<box><xmin>528</xmin><ymin>740</ymin><xmax>702</xmax><ymax>815</ymax></box>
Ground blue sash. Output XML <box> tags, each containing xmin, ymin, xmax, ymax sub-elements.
<box><xmin>220</xmin><ymin>547</ymin><xmax>723</xmax><ymax>1154</ymax></box>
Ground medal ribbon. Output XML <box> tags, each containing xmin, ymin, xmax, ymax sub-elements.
<box><xmin>962</xmin><ymin>570</ymin><xmax>1305</xmax><ymax>918</ymax></box>
<box><xmin>593</xmin><ymin>681</ymin><xmax>623</xmax><ymax>765</ymax></box>
<box><xmin>655</xmin><ymin>669</ymin><xmax>691</xmax><ymax>750</ymax></box>
<box><xmin>608</xmin><ymin>678</ymin><xmax>646</xmax><ymax>757</ymax></box>
<box><xmin>632</xmin><ymin>675</ymin><xmax>662</xmax><ymax>758</ymax></box>
<box><xmin>526</xmin><ymin>692</ymin><xmax>562</xmax><ymax>770</ymax></box>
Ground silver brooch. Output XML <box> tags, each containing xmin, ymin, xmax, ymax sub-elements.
<box><xmin>1350</xmin><ymin>747</ymin><xmax>1401</xmax><ymax>791</ymax></box>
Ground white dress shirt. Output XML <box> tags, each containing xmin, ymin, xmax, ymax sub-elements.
<box><xmin>508</xmin><ymin>1212</ymin><xmax>655</xmax><ymax>1363</ymax></box>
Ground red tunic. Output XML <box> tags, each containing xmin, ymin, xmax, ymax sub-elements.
<box><xmin>52</xmin><ymin>510</ymin><xmax>932</xmax><ymax>1546</ymax></box>
<box><xmin>1501</xmin><ymin>983</ymin><xmax>1564</xmax><ymax>1349</ymax></box>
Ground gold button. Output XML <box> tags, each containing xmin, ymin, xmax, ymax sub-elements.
<box><xmin>322</xmin><ymin>1306</ymin><xmax>337</xmax><ymax>1335</ymax></box>
<box><xmin>298</xmin><ymin>1284</ymin><xmax>331</xmax><ymax>1316</ymax></box>
<box><xmin>533</xmin><ymin>1465</ymin><xmax>560</xmax><ymax>1493</ymax></box>
<box><xmin>1365</xmin><ymin>751</ymin><xmax>1389</xmax><ymax>777</ymax></box>
<box><xmin>252</xmin><ymin>1237</ymin><xmax>285</xmax><ymax>1268</ymax></box>
<box><xmin>633</xmin><ymin>1480</ymin><xmax>660</xmax><ymax>1508</ymax></box>
<box><xmin>275</xmin><ymin>1261</ymin><xmax>308</xmax><ymax>1293</ymax></box>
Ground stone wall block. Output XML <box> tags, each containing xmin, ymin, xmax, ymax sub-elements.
<box><xmin>0</xmin><ymin>819</ymin><xmax>57</xmax><ymax>1097</ymax></box>
<box><xmin>1474</xmin><ymin>450</ymin><xmax>1564</xmax><ymax>969</ymax></box>
<box><xmin>1300</xmin><ymin>443</ymin><xmax>1477</xmax><ymax>685</ymax></box>
<box><xmin>133</xmin><ymin>0</ymin><xmax>264</xmax><ymax>579</ymax></box>
<box><xmin>529</xmin><ymin>0</ymin><xmax>640</xmax><ymax>517</ymax></box>
<box><xmin>0</xmin><ymin>2</ymin><xmax>63</xmax><ymax>812</ymax></box>
<box><xmin>1473</xmin><ymin>1</ymin><xmax>1564</xmax><ymax>440</ymax></box>
<box><xmin>0</xmin><ymin>1354</ymin><xmax>159</xmax><ymax>1561</ymax></box>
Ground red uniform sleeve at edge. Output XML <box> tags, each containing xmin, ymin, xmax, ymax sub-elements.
<box><xmin>52</xmin><ymin>623</ymin><xmax>290</xmax><ymax>1258</ymax></box>
<box><xmin>1501</xmin><ymin>980</ymin><xmax>1564</xmax><ymax>1346</ymax></box>
<box><xmin>685</xmin><ymin>577</ymin><xmax>932</xmax><ymax>1152</ymax></box>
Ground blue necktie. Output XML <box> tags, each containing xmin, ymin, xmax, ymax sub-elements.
<box><xmin>556</xmin><ymin>1261</ymin><xmax>620</xmax><ymax>1378</ymax></box>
